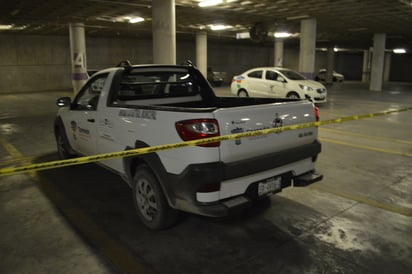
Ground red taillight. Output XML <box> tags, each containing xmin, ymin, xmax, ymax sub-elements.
<box><xmin>175</xmin><ymin>119</ymin><xmax>220</xmax><ymax>147</ymax></box>
<box><xmin>314</xmin><ymin>105</ymin><xmax>320</xmax><ymax>122</ymax></box>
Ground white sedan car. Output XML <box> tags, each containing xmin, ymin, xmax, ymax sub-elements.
<box><xmin>315</xmin><ymin>69</ymin><xmax>344</xmax><ymax>82</ymax></box>
<box><xmin>231</xmin><ymin>67</ymin><xmax>327</xmax><ymax>103</ymax></box>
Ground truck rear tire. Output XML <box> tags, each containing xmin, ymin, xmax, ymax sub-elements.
<box><xmin>132</xmin><ymin>165</ymin><xmax>178</xmax><ymax>230</ymax></box>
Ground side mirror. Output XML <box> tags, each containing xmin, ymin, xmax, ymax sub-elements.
<box><xmin>56</xmin><ymin>97</ymin><xmax>71</xmax><ymax>107</ymax></box>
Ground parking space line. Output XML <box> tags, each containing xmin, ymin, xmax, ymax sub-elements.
<box><xmin>319</xmin><ymin>137</ymin><xmax>412</xmax><ymax>157</ymax></box>
<box><xmin>0</xmin><ymin>138</ymin><xmax>26</xmax><ymax>161</ymax></box>
<box><xmin>321</xmin><ymin>128</ymin><xmax>412</xmax><ymax>145</ymax></box>
<box><xmin>310</xmin><ymin>184</ymin><xmax>412</xmax><ymax>217</ymax></box>
<box><xmin>0</xmin><ymin>138</ymin><xmax>148</xmax><ymax>274</ymax></box>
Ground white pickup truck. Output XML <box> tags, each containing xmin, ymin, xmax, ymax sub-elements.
<box><xmin>54</xmin><ymin>61</ymin><xmax>322</xmax><ymax>230</ymax></box>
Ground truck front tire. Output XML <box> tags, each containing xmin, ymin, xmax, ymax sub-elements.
<box><xmin>55</xmin><ymin>127</ymin><xmax>75</xmax><ymax>160</ymax></box>
<box><xmin>132</xmin><ymin>165</ymin><xmax>178</xmax><ymax>230</ymax></box>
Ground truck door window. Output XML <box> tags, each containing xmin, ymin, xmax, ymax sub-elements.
<box><xmin>72</xmin><ymin>74</ymin><xmax>108</xmax><ymax>111</ymax></box>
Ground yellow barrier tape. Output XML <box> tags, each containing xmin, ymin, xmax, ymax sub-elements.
<box><xmin>1</xmin><ymin>106</ymin><xmax>411</xmax><ymax>177</ymax></box>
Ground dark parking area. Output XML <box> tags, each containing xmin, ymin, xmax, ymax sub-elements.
<box><xmin>1</xmin><ymin>82</ymin><xmax>412</xmax><ymax>274</ymax></box>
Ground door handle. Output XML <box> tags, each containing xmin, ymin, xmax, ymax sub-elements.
<box><xmin>87</xmin><ymin>119</ymin><xmax>95</xmax><ymax>123</ymax></box>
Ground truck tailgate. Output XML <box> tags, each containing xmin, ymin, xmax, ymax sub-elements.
<box><xmin>213</xmin><ymin>100</ymin><xmax>318</xmax><ymax>163</ymax></box>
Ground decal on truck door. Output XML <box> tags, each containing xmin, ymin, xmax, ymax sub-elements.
<box><xmin>119</xmin><ymin>109</ymin><xmax>157</xmax><ymax>120</ymax></box>
<box><xmin>231</xmin><ymin>127</ymin><xmax>244</xmax><ymax>145</ymax></box>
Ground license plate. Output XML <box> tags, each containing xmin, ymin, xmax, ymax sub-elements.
<box><xmin>258</xmin><ymin>177</ymin><xmax>281</xmax><ymax>196</ymax></box>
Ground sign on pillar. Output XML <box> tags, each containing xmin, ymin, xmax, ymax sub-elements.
<box><xmin>71</xmin><ymin>52</ymin><xmax>88</xmax><ymax>94</ymax></box>
<box><xmin>69</xmin><ymin>23</ymin><xmax>88</xmax><ymax>94</ymax></box>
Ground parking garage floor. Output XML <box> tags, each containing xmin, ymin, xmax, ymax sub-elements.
<box><xmin>0</xmin><ymin>82</ymin><xmax>411</xmax><ymax>274</ymax></box>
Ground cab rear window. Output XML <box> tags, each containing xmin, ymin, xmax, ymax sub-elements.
<box><xmin>116</xmin><ymin>68</ymin><xmax>201</xmax><ymax>101</ymax></box>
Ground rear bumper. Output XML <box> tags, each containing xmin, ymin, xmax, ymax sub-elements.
<box><xmin>161</xmin><ymin>140</ymin><xmax>322</xmax><ymax>217</ymax></box>
<box><xmin>188</xmin><ymin>169</ymin><xmax>323</xmax><ymax>217</ymax></box>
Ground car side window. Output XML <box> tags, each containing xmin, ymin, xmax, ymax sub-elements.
<box><xmin>72</xmin><ymin>74</ymin><xmax>108</xmax><ymax>111</ymax></box>
<box><xmin>247</xmin><ymin>70</ymin><xmax>263</xmax><ymax>79</ymax></box>
<box><xmin>265</xmin><ymin>71</ymin><xmax>278</xmax><ymax>81</ymax></box>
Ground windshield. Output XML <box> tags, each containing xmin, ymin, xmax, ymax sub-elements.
<box><xmin>279</xmin><ymin>69</ymin><xmax>306</xmax><ymax>80</ymax></box>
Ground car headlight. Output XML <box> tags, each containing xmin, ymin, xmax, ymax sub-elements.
<box><xmin>299</xmin><ymin>84</ymin><xmax>313</xmax><ymax>91</ymax></box>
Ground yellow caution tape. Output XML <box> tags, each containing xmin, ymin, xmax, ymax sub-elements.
<box><xmin>0</xmin><ymin>106</ymin><xmax>411</xmax><ymax>176</ymax></box>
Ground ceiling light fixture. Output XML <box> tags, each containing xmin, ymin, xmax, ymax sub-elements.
<box><xmin>199</xmin><ymin>0</ymin><xmax>223</xmax><ymax>7</ymax></box>
<box><xmin>128</xmin><ymin>17</ymin><xmax>144</xmax><ymax>23</ymax></box>
<box><xmin>274</xmin><ymin>32</ymin><xmax>291</xmax><ymax>38</ymax></box>
<box><xmin>399</xmin><ymin>0</ymin><xmax>412</xmax><ymax>7</ymax></box>
<box><xmin>236</xmin><ymin>32</ymin><xmax>250</xmax><ymax>39</ymax></box>
<box><xmin>393</xmin><ymin>48</ymin><xmax>406</xmax><ymax>54</ymax></box>
<box><xmin>209</xmin><ymin>24</ymin><xmax>232</xmax><ymax>30</ymax></box>
<box><xmin>0</xmin><ymin>24</ymin><xmax>13</xmax><ymax>30</ymax></box>
<box><xmin>286</xmin><ymin>15</ymin><xmax>309</xmax><ymax>20</ymax></box>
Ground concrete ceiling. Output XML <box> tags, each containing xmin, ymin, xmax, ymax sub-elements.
<box><xmin>1</xmin><ymin>0</ymin><xmax>412</xmax><ymax>49</ymax></box>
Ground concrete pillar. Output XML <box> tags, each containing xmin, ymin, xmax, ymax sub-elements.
<box><xmin>369</xmin><ymin>33</ymin><xmax>386</xmax><ymax>91</ymax></box>
<box><xmin>362</xmin><ymin>50</ymin><xmax>370</xmax><ymax>83</ymax></box>
<box><xmin>274</xmin><ymin>39</ymin><xmax>284</xmax><ymax>67</ymax></box>
<box><xmin>383</xmin><ymin>52</ymin><xmax>391</xmax><ymax>82</ymax></box>
<box><xmin>69</xmin><ymin>23</ymin><xmax>88</xmax><ymax>95</ymax></box>
<box><xmin>326</xmin><ymin>46</ymin><xmax>334</xmax><ymax>84</ymax></box>
<box><xmin>152</xmin><ymin>0</ymin><xmax>176</xmax><ymax>64</ymax></box>
<box><xmin>196</xmin><ymin>31</ymin><xmax>207</xmax><ymax>77</ymax></box>
<box><xmin>299</xmin><ymin>18</ymin><xmax>316</xmax><ymax>79</ymax></box>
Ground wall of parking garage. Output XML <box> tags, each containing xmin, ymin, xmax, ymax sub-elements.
<box><xmin>0</xmin><ymin>35</ymin><xmax>72</xmax><ymax>93</ymax></box>
<box><xmin>0</xmin><ymin>34</ymin><xmax>411</xmax><ymax>93</ymax></box>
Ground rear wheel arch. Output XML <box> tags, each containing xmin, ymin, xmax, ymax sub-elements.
<box><xmin>238</xmin><ymin>89</ymin><xmax>249</xmax><ymax>97</ymax></box>
<box><xmin>123</xmin><ymin>141</ymin><xmax>175</xmax><ymax>207</ymax></box>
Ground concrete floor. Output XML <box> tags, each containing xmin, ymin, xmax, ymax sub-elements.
<box><xmin>0</xmin><ymin>82</ymin><xmax>411</xmax><ymax>274</ymax></box>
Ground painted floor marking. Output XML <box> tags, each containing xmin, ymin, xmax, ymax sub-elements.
<box><xmin>319</xmin><ymin>137</ymin><xmax>412</xmax><ymax>157</ymax></box>
<box><xmin>321</xmin><ymin>128</ymin><xmax>412</xmax><ymax>145</ymax></box>
<box><xmin>310</xmin><ymin>184</ymin><xmax>412</xmax><ymax>217</ymax></box>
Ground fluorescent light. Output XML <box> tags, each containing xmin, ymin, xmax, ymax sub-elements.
<box><xmin>209</xmin><ymin>24</ymin><xmax>232</xmax><ymax>30</ymax></box>
<box><xmin>236</xmin><ymin>32</ymin><xmax>250</xmax><ymax>39</ymax></box>
<box><xmin>0</xmin><ymin>24</ymin><xmax>13</xmax><ymax>30</ymax></box>
<box><xmin>286</xmin><ymin>15</ymin><xmax>309</xmax><ymax>20</ymax></box>
<box><xmin>393</xmin><ymin>48</ymin><xmax>406</xmax><ymax>54</ymax></box>
<box><xmin>199</xmin><ymin>0</ymin><xmax>223</xmax><ymax>7</ymax></box>
<box><xmin>128</xmin><ymin>17</ymin><xmax>144</xmax><ymax>23</ymax></box>
<box><xmin>274</xmin><ymin>32</ymin><xmax>291</xmax><ymax>38</ymax></box>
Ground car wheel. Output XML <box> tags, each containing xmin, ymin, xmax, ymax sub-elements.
<box><xmin>286</xmin><ymin>92</ymin><xmax>300</xmax><ymax>99</ymax></box>
<box><xmin>238</xmin><ymin>90</ymin><xmax>249</xmax><ymax>97</ymax></box>
<box><xmin>55</xmin><ymin>127</ymin><xmax>75</xmax><ymax>160</ymax></box>
<box><xmin>132</xmin><ymin>165</ymin><xmax>178</xmax><ymax>230</ymax></box>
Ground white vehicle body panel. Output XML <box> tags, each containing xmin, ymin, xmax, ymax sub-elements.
<box><xmin>55</xmin><ymin>64</ymin><xmax>322</xmax><ymax>218</ymax></box>
<box><xmin>231</xmin><ymin>67</ymin><xmax>327</xmax><ymax>103</ymax></box>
